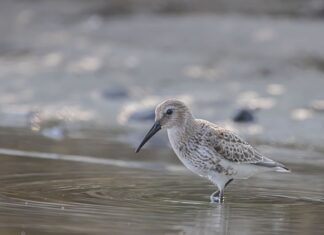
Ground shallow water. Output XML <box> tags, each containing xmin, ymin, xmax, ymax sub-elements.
<box><xmin>0</xmin><ymin>130</ymin><xmax>324</xmax><ymax>235</ymax></box>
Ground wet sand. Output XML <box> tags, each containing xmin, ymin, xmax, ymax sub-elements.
<box><xmin>1</xmin><ymin>1</ymin><xmax>324</xmax><ymax>149</ymax></box>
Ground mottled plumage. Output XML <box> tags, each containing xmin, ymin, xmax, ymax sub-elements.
<box><xmin>136</xmin><ymin>99</ymin><xmax>290</xmax><ymax>203</ymax></box>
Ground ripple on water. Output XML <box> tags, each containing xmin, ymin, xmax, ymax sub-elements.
<box><xmin>0</xmin><ymin>149</ymin><xmax>324</xmax><ymax>234</ymax></box>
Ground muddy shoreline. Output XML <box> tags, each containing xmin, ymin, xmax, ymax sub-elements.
<box><xmin>1</xmin><ymin>0</ymin><xmax>324</xmax><ymax>149</ymax></box>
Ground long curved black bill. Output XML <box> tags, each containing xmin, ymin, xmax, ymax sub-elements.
<box><xmin>135</xmin><ymin>121</ymin><xmax>161</xmax><ymax>153</ymax></box>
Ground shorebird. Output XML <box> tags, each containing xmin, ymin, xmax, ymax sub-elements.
<box><xmin>136</xmin><ymin>99</ymin><xmax>290</xmax><ymax>203</ymax></box>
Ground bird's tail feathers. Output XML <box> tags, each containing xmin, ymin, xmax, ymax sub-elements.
<box><xmin>275</xmin><ymin>164</ymin><xmax>291</xmax><ymax>173</ymax></box>
<box><xmin>253</xmin><ymin>159</ymin><xmax>291</xmax><ymax>173</ymax></box>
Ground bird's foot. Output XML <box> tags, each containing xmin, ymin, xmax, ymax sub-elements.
<box><xmin>210</xmin><ymin>191</ymin><xmax>223</xmax><ymax>203</ymax></box>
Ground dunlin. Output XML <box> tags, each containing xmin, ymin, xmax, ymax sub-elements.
<box><xmin>136</xmin><ymin>99</ymin><xmax>290</xmax><ymax>203</ymax></box>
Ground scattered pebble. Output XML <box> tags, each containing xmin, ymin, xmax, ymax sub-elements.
<box><xmin>41</xmin><ymin>126</ymin><xmax>66</xmax><ymax>140</ymax></box>
<box><xmin>259</xmin><ymin>68</ymin><xmax>272</xmax><ymax>76</ymax></box>
<box><xmin>237</xmin><ymin>91</ymin><xmax>276</xmax><ymax>109</ymax></box>
<box><xmin>291</xmin><ymin>108</ymin><xmax>313</xmax><ymax>121</ymax></box>
<box><xmin>310</xmin><ymin>99</ymin><xmax>324</xmax><ymax>112</ymax></box>
<box><xmin>117</xmin><ymin>98</ymin><xmax>160</xmax><ymax>124</ymax></box>
<box><xmin>128</xmin><ymin>108</ymin><xmax>155</xmax><ymax>122</ymax></box>
<box><xmin>102</xmin><ymin>88</ymin><xmax>129</xmax><ymax>100</ymax></box>
<box><xmin>267</xmin><ymin>84</ymin><xmax>285</xmax><ymax>96</ymax></box>
<box><xmin>233</xmin><ymin>109</ymin><xmax>255</xmax><ymax>123</ymax></box>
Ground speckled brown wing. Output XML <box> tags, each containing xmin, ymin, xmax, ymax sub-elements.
<box><xmin>203</xmin><ymin>125</ymin><xmax>265</xmax><ymax>164</ymax></box>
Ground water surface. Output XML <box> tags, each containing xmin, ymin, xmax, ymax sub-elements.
<box><xmin>0</xmin><ymin>130</ymin><xmax>323</xmax><ymax>235</ymax></box>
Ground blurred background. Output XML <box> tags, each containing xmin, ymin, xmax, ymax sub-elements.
<box><xmin>0</xmin><ymin>0</ymin><xmax>324</xmax><ymax>234</ymax></box>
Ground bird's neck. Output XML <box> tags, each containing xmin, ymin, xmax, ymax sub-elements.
<box><xmin>167</xmin><ymin>117</ymin><xmax>196</xmax><ymax>142</ymax></box>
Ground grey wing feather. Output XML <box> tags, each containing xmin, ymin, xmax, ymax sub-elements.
<box><xmin>203</xmin><ymin>125</ymin><xmax>268</xmax><ymax>164</ymax></box>
<box><xmin>196</xmin><ymin>120</ymin><xmax>289</xmax><ymax>170</ymax></box>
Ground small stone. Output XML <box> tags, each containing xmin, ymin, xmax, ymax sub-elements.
<box><xmin>291</xmin><ymin>108</ymin><xmax>313</xmax><ymax>121</ymax></box>
<box><xmin>267</xmin><ymin>84</ymin><xmax>285</xmax><ymax>96</ymax></box>
<box><xmin>41</xmin><ymin>126</ymin><xmax>66</xmax><ymax>140</ymax></box>
<box><xmin>233</xmin><ymin>109</ymin><xmax>255</xmax><ymax>123</ymax></box>
<box><xmin>102</xmin><ymin>88</ymin><xmax>129</xmax><ymax>100</ymax></box>
<box><xmin>260</xmin><ymin>68</ymin><xmax>272</xmax><ymax>76</ymax></box>
<box><xmin>128</xmin><ymin>108</ymin><xmax>155</xmax><ymax>122</ymax></box>
<box><xmin>310</xmin><ymin>99</ymin><xmax>324</xmax><ymax>112</ymax></box>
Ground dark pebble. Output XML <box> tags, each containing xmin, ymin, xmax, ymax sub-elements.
<box><xmin>129</xmin><ymin>108</ymin><xmax>155</xmax><ymax>122</ymax></box>
<box><xmin>233</xmin><ymin>109</ymin><xmax>255</xmax><ymax>123</ymax></box>
<box><xmin>102</xmin><ymin>88</ymin><xmax>128</xmax><ymax>100</ymax></box>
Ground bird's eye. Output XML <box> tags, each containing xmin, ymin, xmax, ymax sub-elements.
<box><xmin>166</xmin><ymin>109</ymin><xmax>173</xmax><ymax>115</ymax></box>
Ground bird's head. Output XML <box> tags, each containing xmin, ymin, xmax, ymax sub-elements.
<box><xmin>135</xmin><ymin>99</ymin><xmax>192</xmax><ymax>153</ymax></box>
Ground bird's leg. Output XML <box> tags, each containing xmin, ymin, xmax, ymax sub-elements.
<box><xmin>210</xmin><ymin>179</ymin><xmax>233</xmax><ymax>203</ymax></box>
<box><xmin>219</xmin><ymin>190</ymin><xmax>224</xmax><ymax>203</ymax></box>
